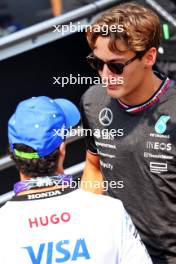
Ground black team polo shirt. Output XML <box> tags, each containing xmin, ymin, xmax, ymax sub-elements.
<box><xmin>80</xmin><ymin>72</ymin><xmax>176</xmax><ymax>264</ymax></box>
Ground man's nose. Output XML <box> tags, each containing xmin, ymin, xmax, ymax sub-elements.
<box><xmin>101</xmin><ymin>64</ymin><xmax>112</xmax><ymax>78</ymax></box>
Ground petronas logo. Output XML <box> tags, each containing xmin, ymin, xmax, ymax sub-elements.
<box><xmin>155</xmin><ymin>115</ymin><xmax>170</xmax><ymax>134</ymax></box>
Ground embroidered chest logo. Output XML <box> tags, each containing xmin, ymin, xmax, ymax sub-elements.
<box><xmin>155</xmin><ymin>115</ymin><xmax>170</xmax><ymax>134</ymax></box>
<box><xmin>99</xmin><ymin>108</ymin><xmax>113</xmax><ymax>126</ymax></box>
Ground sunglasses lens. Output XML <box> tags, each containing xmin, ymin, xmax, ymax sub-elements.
<box><xmin>87</xmin><ymin>56</ymin><xmax>104</xmax><ymax>71</ymax></box>
<box><xmin>108</xmin><ymin>63</ymin><xmax>124</xmax><ymax>74</ymax></box>
<box><xmin>87</xmin><ymin>55</ymin><xmax>125</xmax><ymax>74</ymax></box>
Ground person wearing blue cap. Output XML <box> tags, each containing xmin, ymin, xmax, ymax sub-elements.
<box><xmin>0</xmin><ymin>96</ymin><xmax>152</xmax><ymax>263</ymax></box>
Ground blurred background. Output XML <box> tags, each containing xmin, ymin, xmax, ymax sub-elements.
<box><xmin>0</xmin><ymin>0</ymin><xmax>176</xmax><ymax>198</ymax></box>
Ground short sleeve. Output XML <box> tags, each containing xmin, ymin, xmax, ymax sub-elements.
<box><xmin>80</xmin><ymin>95</ymin><xmax>98</xmax><ymax>154</ymax></box>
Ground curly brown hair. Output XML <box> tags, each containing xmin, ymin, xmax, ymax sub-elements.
<box><xmin>10</xmin><ymin>144</ymin><xmax>60</xmax><ymax>178</ymax></box>
<box><xmin>86</xmin><ymin>2</ymin><xmax>161</xmax><ymax>55</ymax></box>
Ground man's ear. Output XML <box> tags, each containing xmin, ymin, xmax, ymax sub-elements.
<box><xmin>57</xmin><ymin>142</ymin><xmax>66</xmax><ymax>174</ymax></box>
<box><xmin>59</xmin><ymin>142</ymin><xmax>66</xmax><ymax>157</ymax></box>
<box><xmin>144</xmin><ymin>47</ymin><xmax>157</xmax><ymax>68</ymax></box>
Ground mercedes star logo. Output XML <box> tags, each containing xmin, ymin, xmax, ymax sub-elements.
<box><xmin>99</xmin><ymin>108</ymin><xmax>113</xmax><ymax>126</ymax></box>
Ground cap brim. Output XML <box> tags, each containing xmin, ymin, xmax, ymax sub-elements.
<box><xmin>54</xmin><ymin>99</ymin><xmax>80</xmax><ymax>128</ymax></box>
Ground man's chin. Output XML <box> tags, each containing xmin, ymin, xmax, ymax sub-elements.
<box><xmin>106</xmin><ymin>85</ymin><xmax>124</xmax><ymax>99</ymax></box>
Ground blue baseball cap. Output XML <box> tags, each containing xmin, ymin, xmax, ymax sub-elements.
<box><xmin>8</xmin><ymin>96</ymin><xmax>80</xmax><ymax>158</ymax></box>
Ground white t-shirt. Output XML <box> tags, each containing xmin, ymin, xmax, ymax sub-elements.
<box><xmin>0</xmin><ymin>188</ymin><xmax>152</xmax><ymax>263</ymax></box>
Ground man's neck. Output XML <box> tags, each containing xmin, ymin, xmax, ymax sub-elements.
<box><xmin>17</xmin><ymin>170</ymin><xmax>66</xmax><ymax>196</ymax></box>
<box><xmin>119</xmin><ymin>71</ymin><xmax>162</xmax><ymax>106</ymax></box>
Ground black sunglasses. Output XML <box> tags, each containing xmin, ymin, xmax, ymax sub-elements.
<box><xmin>86</xmin><ymin>53</ymin><xmax>140</xmax><ymax>75</ymax></box>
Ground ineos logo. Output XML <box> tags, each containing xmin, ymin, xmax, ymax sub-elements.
<box><xmin>99</xmin><ymin>108</ymin><xmax>113</xmax><ymax>126</ymax></box>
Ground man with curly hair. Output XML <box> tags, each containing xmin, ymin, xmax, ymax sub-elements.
<box><xmin>80</xmin><ymin>2</ymin><xmax>176</xmax><ymax>263</ymax></box>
